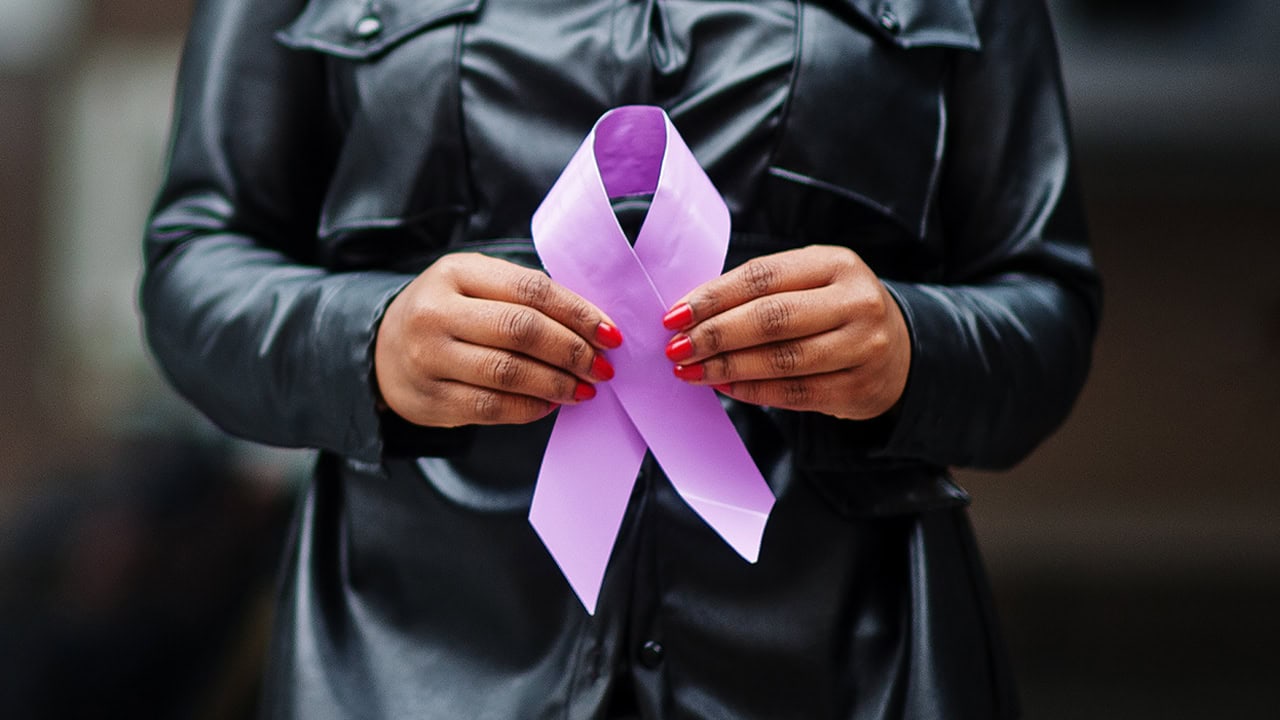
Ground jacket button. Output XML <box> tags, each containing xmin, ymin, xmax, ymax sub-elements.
<box><xmin>637</xmin><ymin>640</ymin><xmax>664</xmax><ymax>669</ymax></box>
<box><xmin>353</xmin><ymin>15</ymin><xmax>383</xmax><ymax>40</ymax></box>
<box><xmin>879</xmin><ymin>7</ymin><xmax>901</xmax><ymax>34</ymax></box>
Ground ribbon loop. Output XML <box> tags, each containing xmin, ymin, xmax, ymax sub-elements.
<box><xmin>530</xmin><ymin>106</ymin><xmax>776</xmax><ymax>614</ymax></box>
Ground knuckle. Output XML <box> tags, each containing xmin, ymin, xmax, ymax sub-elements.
<box><xmin>852</xmin><ymin>285</ymin><xmax>886</xmax><ymax>316</ymax></box>
<box><xmin>736</xmin><ymin>384</ymin><xmax>758</xmax><ymax>404</ymax></box>
<box><xmin>825</xmin><ymin>245</ymin><xmax>860</xmax><ymax>275</ymax></box>
<box><xmin>499</xmin><ymin>307</ymin><xmax>541</xmax><ymax>347</ymax></box>
<box><xmin>487</xmin><ymin>351</ymin><xmax>524</xmax><ymax>390</ymax></box>
<box><xmin>435</xmin><ymin>253</ymin><xmax>473</xmax><ymax>287</ymax></box>
<box><xmin>848</xmin><ymin>293</ymin><xmax>875</xmax><ymax>321</ymax></box>
<box><xmin>556</xmin><ymin>374</ymin><xmax>579</xmax><ymax>401</ymax></box>
<box><xmin>432</xmin><ymin>253</ymin><xmax>461</xmax><ymax>278</ymax></box>
<box><xmin>782</xmin><ymin>380</ymin><xmax>811</xmax><ymax>406</ymax></box>
<box><xmin>471</xmin><ymin>389</ymin><xmax>505</xmax><ymax>423</ymax></box>
<box><xmin>403</xmin><ymin>292</ymin><xmax>440</xmax><ymax>327</ymax></box>
<box><xmin>866</xmin><ymin>329</ymin><xmax>890</xmax><ymax>358</ymax></box>
<box><xmin>755</xmin><ymin>298</ymin><xmax>792</xmax><ymax>339</ymax></box>
<box><xmin>740</xmin><ymin>259</ymin><xmax>779</xmax><ymax>297</ymax></box>
<box><xmin>565</xmin><ymin>340</ymin><xmax>588</xmax><ymax>372</ymax></box>
<box><xmin>768</xmin><ymin>342</ymin><xmax>802</xmax><ymax>375</ymax></box>
<box><xmin>866</xmin><ymin>288</ymin><xmax>889</xmax><ymax>319</ymax></box>
<box><xmin>833</xmin><ymin>292</ymin><xmax>859</xmax><ymax>319</ymax></box>
<box><xmin>406</xmin><ymin>343</ymin><xmax>437</xmax><ymax>378</ymax></box>
<box><xmin>694</xmin><ymin>292</ymin><xmax>721</xmax><ymax>317</ymax></box>
<box><xmin>569</xmin><ymin>300</ymin><xmax>595</xmax><ymax>333</ymax></box>
<box><xmin>515</xmin><ymin>399</ymin><xmax>548</xmax><ymax>424</ymax></box>
<box><xmin>514</xmin><ymin>271</ymin><xmax>553</xmax><ymax>308</ymax></box>
<box><xmin>711</xmin><ymin>353</ymin><xmax>733</xmax><ymax>380</ymax></box>
<box><xmin>700</xmin><ymin>322</ymin><xmax>724</xmax><ymax>355</ymax></box>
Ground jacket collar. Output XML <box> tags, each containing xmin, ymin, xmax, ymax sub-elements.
<box><xmin>837</xmin><ymin>0</ymin><xmax>981</xmax><ymax>51</ymax></box>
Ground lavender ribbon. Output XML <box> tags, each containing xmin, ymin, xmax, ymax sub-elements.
<box><xmin>529</xmin><ymin>106</ymin><xmax>776</xmax><ymax>614</ymax></box>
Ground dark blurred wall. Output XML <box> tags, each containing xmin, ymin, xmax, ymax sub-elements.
<box><xmin>0</xmin><ymin>70</ymin><xmax>48</xmax><ymax>496</ymax></box>
<box><xmin>0</xmin><ymin>0</ymin><xmax>200</xmax><ymax>518</ymax></box>
<box><xmin>962</xmin><ymin>147</ymin><xmax>1280</xmax><ymax>717</ymax></box>
<box><xmin>962</xmin><ymin>1</ymin><xmax>1280</xmax><ymax>715</ymax></box>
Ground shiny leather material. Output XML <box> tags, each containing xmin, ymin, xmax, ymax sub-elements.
<box><xmin>142</xmin><ymin>0</ymin><xmax>1100</xmax><ymax>717</ymax></box>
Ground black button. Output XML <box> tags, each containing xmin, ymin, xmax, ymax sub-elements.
<box><xmin>353</xmin><ymin>15</ymin><xmax>383</xmax><ymax>40</ymax></box>
<box><xmin>879</xmin><ymin>7</ymin><xmax>901</xmax><ymax>34</ymax></box>
<box><xmin>637</xmin><ymin>640</ymin><xmax>664</xmax><ymax>669</ymax></box>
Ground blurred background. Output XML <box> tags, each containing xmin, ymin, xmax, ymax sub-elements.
<box><xmin>0</xmin><ymin>0</ymin><xmax>1276</xmax><ymax>717</ymax></box>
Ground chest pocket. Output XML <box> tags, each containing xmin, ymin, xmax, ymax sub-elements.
<box><xmin>766</xmin><ymin>0</ymin><xmax>979</xmax><ymax>277</ymax></box>
<box><xmin>276</xmin><ymin>0</ymin><xmax>485</xmax><ymax>271</ymax></box>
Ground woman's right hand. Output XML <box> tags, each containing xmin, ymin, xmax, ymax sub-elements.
<box><xmin>373</xmin><ymin>253</ymin><xmax>622</xmax><ymax>428</ymax></box>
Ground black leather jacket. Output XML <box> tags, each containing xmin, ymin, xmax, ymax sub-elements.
<box><xmin>143</xmin><ymin>0</ymin><xmax>1099</xmax><ymax>717</ymax></box>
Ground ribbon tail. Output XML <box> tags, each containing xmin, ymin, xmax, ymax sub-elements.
<box><xmin>529</xmin><ymin>385</ymin><xmax>647</xmax><ymax>614</ymax></box>
<box><xmin>610</xmin><ymin>378</ymin><xmax>776</xmax><ymax>565</ymax></box>
<box><xmin>678</xmin><ymin>495</ymin><xmax>771</xmax><ymax>564</ymax></box>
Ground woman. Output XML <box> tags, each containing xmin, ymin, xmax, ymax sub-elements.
<box><xmin>142</xmin><ymin>0</ymin><xmax>1099</xmax><ymax>717</ymax></box>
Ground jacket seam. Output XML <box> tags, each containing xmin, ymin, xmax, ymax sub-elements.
<box><xmin>918</xmin><ymin>83</ymin><xmax>948</xmax><ymax>240</ymax></box>
<box><xmin>452</xmin><ymin>16</ymin><xmax>480</xmax><ymax>221</ymax></box>
<box><xmin>761</xmin><ymin>0</ymin><xmax>804</xmax><ymax>173</ymax></box>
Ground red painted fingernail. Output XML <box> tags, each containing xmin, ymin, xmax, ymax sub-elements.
<box><xmin>591</xmin><ymin>355</ymin><xmax>615</xmax><ymax>381</ymax></box>
<box><xmin>548</xmin><ymin>402</ymin><xmax>561</xmax><ymax>412</ymax></box>
<box><xmin>662</xmin><ymin>303</ymin><xmax>694</xmax><ymax>331</ymax></box>
<box><xmin>573</xmin><ymin>382</ymin><xmax>597</xmax><ymax>402</ymax></box>
<box><xmin>673</xmin><ymin>363</ymin><xmax>705</xmax><ymax>382</ymax></box>
<box><xmin>712</xmin><ymin>384</ymin><xmax>732</xmax><ymax>394</ymax></box>
<box><xmin>595</xmin><ymin>322</ymin><xmax>623</xmax><ymax>348</ymax></box>
<box><xmin>665</xmin><ymin>335</ymin><xmax>694</xmax><ymax>362</ymax></box>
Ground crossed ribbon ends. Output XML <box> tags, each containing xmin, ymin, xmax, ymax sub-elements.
<box><xmin>529</xmin><ymin>106</ymin><xmax>777</xmax><ymax>614</ymax></box>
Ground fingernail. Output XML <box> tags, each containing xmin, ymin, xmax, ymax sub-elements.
<box><xmin>673</xmin><ymin>363</ymin><xmax>704</xmax><ymax>382</ymax></box>
<box><xmin>595</xmin><ymin>322</ymin><xmax>623</xmax><ymax>348</ymax></box>
<box><xmin>712</xmin><ymin>384</ymin><xmax>731</xmax><ymax>394</ymax></box>
<box><xmin>665</xmin><ymin>335</ymin><xmax>694</xmax><ymax>362</ymax></box>
<box><xmin>548</xmin><ymin>402</ymin><xmax>561</xmax><ymax>412</ymax></box>
<box><xmin>573</xmin><ymin>382</ymin><xmax>597</xmax><ymax>402</ymax></box>
<box><xmin>591</xmin><ymin>355</ymin><xmax>615</xmax><ymax>381</ymax></box>
<box><xmin>662</xmin><ymin>303</ymin><xmax>694</xmax><ymax>331</ymax></box>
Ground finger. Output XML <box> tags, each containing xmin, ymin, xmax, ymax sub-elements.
<box><xmin>721</xmin><ymin>370</ymin><xmax>894</xmax><ymax>420</ymax></box>
<box><xmin>662</xmin><ymin>246</ymin><xmax>852</xmax><ymax>331</ymax></box>
<box><xmin>716</xmin><ymin>371</ymin><xmax>850</xmax><ymax>415</ymax></box>
<box><xmin>443</xmin><ymin>342</ymin><xmax>600</xmax><ymax>405</ymax></box>
<box><xmin>426</xmin><ymin>379</ymin><xmax>563</xmax><ymax>427</ymax></box>
<box><xmin>449</xmin><ymin>297</ymin><xmax>616</xmax><ymax>383</ymax></box>
<box><xmin>665</xmin><ymin>284</ymin><xmax>855</xmax><ymax>363</ymax></box>
<box><xmin>449</xmin><ymin>254</ymin><xmax>622</xmax><ymax>349</ymax></box>
<box><xmin>674</xmin><ymin>328</ymin><xmax>860</xmax><ymax>384</ymax></box>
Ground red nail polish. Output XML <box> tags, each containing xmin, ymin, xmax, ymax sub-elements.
<box><xmin>595</xmin><ymin>322</ymin><xmax>623</xmax><ymax>349</ymax></box>
<box><xmin>712</xmin><ymin>384</ymin><xmax>732</xmax><ymax>394</ymax></box>
<box><xmin>573</xmin><ymin>382</ymin><xmax>597</xmax><ymax>402</ymax></box>
<box><xmin>662</xmin><ymin>303</ymin><xmax>694</xmax><ymax>331</ymax></box>
<box><xmin>591</xmin><ymin>355</ymin><xmax>615</xmax><ymax>381</ymax></box>
<box><xmin>673</xmin><ymin>363</ymin><xmax>704</xmax><ymax>382</ymax></box>
<box><xmin>665</xmin><ymin>335</ymin><xmax>694</xmax><ymax>362</ymax></box>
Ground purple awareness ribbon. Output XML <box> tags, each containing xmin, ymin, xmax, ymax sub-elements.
<box><xmin>530</xmin><ymin>106</ymin><xmax>777</xmax><ymax>614</ymax></box>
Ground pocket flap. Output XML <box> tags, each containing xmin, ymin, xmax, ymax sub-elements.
<box><xmin>835</xmin><ymin>0</ymin><xmax>980</xmax><ymax>50</ymax></box>
<box><xmin>767</xmin><ymin>0</ymin><xmax>980</xmax><ymax>241</ymax></box>
<box><xmin>276</xmin><ymin>0</ymin><xmax>483</xmax><ymax>59</ymax></box>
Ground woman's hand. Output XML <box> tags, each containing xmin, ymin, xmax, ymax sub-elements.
<box><xmin>374</xmin><ymin>253</ymin><xmax>623</xmax><ymax>427</ymax></box>
<box><xmin>661</xmin><ymin>245</ymin><xmax>911</xmax><ymax>420</ymax></box>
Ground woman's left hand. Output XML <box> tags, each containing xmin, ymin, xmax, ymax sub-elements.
<box><xmin>661</xmin><ymin>245</ymin><xmax>911</xmax><ymax>420</ymax></box>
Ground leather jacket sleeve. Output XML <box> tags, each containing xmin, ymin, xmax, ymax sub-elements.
<box><xmin>140</xmin><ymin>0</ymin><xmax>412</xmax><ymax>464</ymax></box>
<box><xmin>875</xmin><ymin>0</ymin><xmax>1102</xmax><ymax>470</ymax></box>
